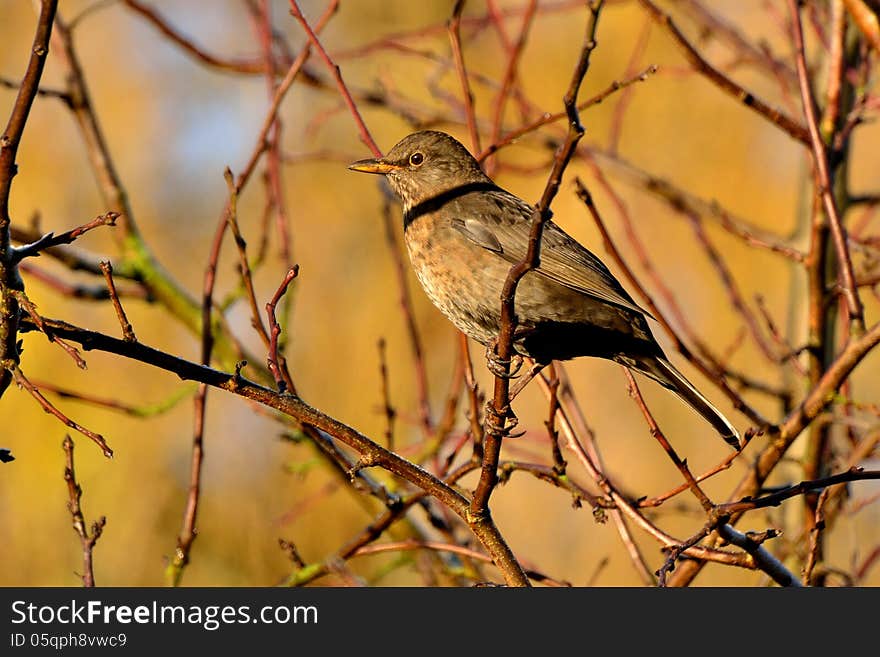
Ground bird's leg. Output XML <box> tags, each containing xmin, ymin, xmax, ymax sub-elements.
<box><xmin>508</xmin><ymin>360</ymin><xmax>546</xmax><ymax>400</ymax></box>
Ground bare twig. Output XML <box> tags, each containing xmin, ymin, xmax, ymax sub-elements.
<box><xmin>470</xmin><ymin>5</ymin><xmax>605</xmax><ymax>590</ymax></box>
<box><xmin>376</xmin><ymin>338</ymin><xmax>396</xmax><ymax>450</ymax></box>
<box><xmin>573</xmin><ymin>177</ymin><xmax>767</xmax><ymax>427</ymax></box>
<box><xmin>803</xmin><ymin>488</ymin><xmax>830</xmax><ymax>585</ymax></box>
<box><xmin>62</xmin><ymin>435</ymin><xmax>105</xmax><ymax>587</ymax></box>
<box><xmin>486</xmin><ymin>0</ymin><xmax>538</xmax><ymax>170</ymax></box>
<box><xmin>288</xmin><ymin>0</ymin><xmax>381</xmax><ymax>157</ymax></box>
<box><xmin>14</xmin><ymin>290</ymin><xmax>87</xmax><ymax>368</ymax></box>
<box><xmin>669</xmin><ymin>322</ymin><xmax>880</xmax><ymax>586</ymax></box>
<box><xmin>637</xmin><ymin>0</ymin><xmax>810</xmax><ymax>144</ymax></box>
<box><xmin>716</xmin><ymin>524</ymin><xmax>800</xmax><ymax>587</ymax></box>
<box><xmin>788</xmin><ymin>0</ymin><xmax>865</xmax><ymax>331</ymax></box>
<box><xmin>448</xmin><ymin>0</ymin><xmax>482</xmax><ymax>154</ymax></box>
<box><xmin>121</xmin><ymin>0</ymin><xmax>268</xmax><ymax>74</ymax></box>
<box><xmin>10</xmin><ymin>365</ymin><xmax>113</xmax><ymax>457</ymax></box>
<box><xmin>380</xmin><ymin>195</ymin><xmax>433</xmax><ymax>437</ymax></box>
<box><xmin>266</xmin><ymin>267</ymin><xmax>299</xmax><ymax>394</ymax></box>
<box><xmin>12</xmin><ymin>212</ymin><xmax>118</xmax><ymax>263</ymax></box>
<box><xmin>0</xmin><ymin>0</ymin><xmax>59</xmax><ymax>397</ymax></box>
<box><xmin>478</xmin><ymin>66</ymin><xmax>659</xmax><ymax>163</ymax></box>
<box><xmin>99</xmin><ymin>261</ymin><xmax>136</xmax><ymax>341</ymax></box>
<box><xmin>622</xmin><ymin>369</ymin><xmax>714</xmax><ymax>511</ymax></box>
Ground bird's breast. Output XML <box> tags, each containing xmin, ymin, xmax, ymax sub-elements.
<box><xmin>404</xmin><ymin>212</ymin><xmax>506</xmax><ymax>346</ymax></box>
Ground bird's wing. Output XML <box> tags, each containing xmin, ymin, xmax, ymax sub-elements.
<box><xmin>451</xmin><ymin>190</ymin><xmax>650</xmax><ymax>317</ymax></box>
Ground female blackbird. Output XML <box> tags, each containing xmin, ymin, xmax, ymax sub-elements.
<box><xmin>350</xmin><ymin>131</ymin><xmax>739</xmax><ymax>448</ymax></box>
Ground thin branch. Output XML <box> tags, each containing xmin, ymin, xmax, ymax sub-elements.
<box><xmin>637</xmin><ymin>0</ymin><xmax>810</xmax><ymax>144</ymax></box>
<box><xmin>14</xmin><ymin>290</ymin><xmax>87</xmax><ymax>369</ymax></box>
<box><xmin>380</xmin><ymin>195</ymin><xmax>433</xmax><ymax>437</ymax></box>
<box><xmin>719</xmin><ymin>468</ymin><xmax>880</xmax><ymax>515</ymax></box>
<box><xmin>486</xmin><ymin>0</ymin><xmax>537</xmax><ymax>168</ymax></box>
<box><xmin>622</xmin><ymin>369</ymin><xmax>713</xmax><ymax>511</ymax></box>
<box><xmin>10</xmin><ymin>365</ymin><xmax>113</xmax><ymax>457</ymax></box>
<box><xmin>18</xmin><ymin>314</ymin><xmax>549</xmax><ymax>585</ymax></box>
<box><xmin>376</xmin><ymin>338</ymin><xmax>396</xmax><ymax>450</ymax></box>
<box><xmin>789</xmin><ymin>0</ymin><xmax>865</xmax><ymax>331</ymax></box>
<box><xmin>716</xmin><ymin>523</ymin><xmax>800</xmax><ymax>586</ymax></box>
<box><xmin>589</xmin><ymin>148</ymin><xmax>806</xmax><ymax>262</ymax></box>
<box><xmin>802</xmin><ymin>488</ymin><xmax>830</xmax><ymax>585</ymax></box>
<box><xmin>288</xmin><ymin>0</ymin><xmax>381</xmax><ymax>157</ymax></box>
<box><xmin>0</xmin><ymin>0</ymin><xmax>59</xmax><ymax>398</ymax></box>
<box><xmin>12</xmin><ymin>212</ymin><xmax>118</xmax><ymax>263</ymax></box>
<box><xmin>0</xmin><ymin>75</ymin><xmax>71</xmax><ymax>105</ymax></box>
<box><xmin>62</xmin><ymin>435</ymin><xmax>105</xmax><ymax>587</ymax></box>
<box><xmin>165</xmin><ymin>379</ymin><xmax>206</xmax><ymax>587</ymax></box>
<box><xmin>121</xmin><ymin>0</ymin><xmax>268</xmax><ymax>74</ymax></box>
<box><xmin>448</xmin><ymin>0</ymin><xmax>482</xmax><ymax>153</ymax></box>
<box><xmin>478</xmin><ymin>66</ymin><xmax>659</xmax><ymax>162</ymax></box>
<box><xmin>668</xmin><ymin>321</ymin><xmax>880</xmax><ymax>585</ymax></box>
<box><xmin>539</xmin><ymin>370</ymin><xmax>755</xmax><ymax>576</ymax></box>
<box><xmin>543</xmin><ymin>363</ymin><xmax>567</xmax><ymax>475</ymax></box>
<box><xmin>266</xmin><ymin>267</ymin><xmax>299</xmax><ymax>394</ymax></box>
<box><xmin>99</xmin><ymin>260</ymin><xmax>136</xmax><ymax>341</ymax></box>
<box><xmin>683</xmin><ymin>210</ymin><xmax>780</xmax><ymax>362</ymax></box>
<box><xmin>471</xmin><ymin>5</ymin><xmax>605</xmax><ymax>581</ymax></box>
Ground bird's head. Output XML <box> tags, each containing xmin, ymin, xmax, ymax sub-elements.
<box><xmin>349</xmin><ymin>131</ymin><xmax>491</xmax><ymax>210</ymax></box>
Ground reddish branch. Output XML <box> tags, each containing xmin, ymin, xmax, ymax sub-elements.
<box><xmin>637</xmin><ymin>0</ymin><xmax>810</xmax><ymax>145</ymax></box>
<box><xmin>478</xmin><ymin>66</ymin><xmax>659</xmax><ymax>163</ymax></box>
<box><xmin>668</xmin><ymin>321</ymin><xmax>880</xmax><ymax>585</ymax></box>
<box><xmin>12</xmin><ymin>212</ymin><xmax>118</xmax><ymax>262</ymax></box>
<box><xmin>0</xmin><ymin>0</ymin><xmax>59</xmax><ymax>397</ymax></box>
<box><xmin>380</xmin><ymin>196</ymin><xmax>433</xmax><ymax>437</ymax></box>
<box><xmin>538</xmin><ymin>370</ymin><xmax>752</xmax><ymax>578</ymax></box>
<box><xmin>788</xmin><ymin>0</ymin><xmax>865</xmax><ymax>331</ymax></box>
<box><xmin>17</xmin><ymin>315</ymin><xmax>535</xmax><ymax>586</ymax></box>
<box><xmin>222</xmin><ymin>169</ymin><xmax>270</xmax><ymax>351</ymax></box>
<box><xmin>470</xmin><ymin>4</ymin><xmax>605</xmax><ymax>583</ymax></box>
<box><xmin>376</xmin><ymin>338</ymin><xmax>396</xmax><ymax>450</ymax></box>
<box><xmin>448</xmin><ymin>0</ymin><xmax>482</xmax><ymax>154</ymax></box>
<box><xmin>122</xmin><ymin>0</ymin><xmax>267</xmax><ymax>74</ymax></box>
<box><xmin>682</xmin><ymin>211</ymin><xmax>780</xmax><ymax>362</ymax></box>
<box><xmin>573</xmin><ymin>177</ymin><xmax>768</xmax><ymax>427</ymax></box>
<box><xmin>622</xmin><ymin>369</ymin><xmax>713</xmax><ymax>512</ymax></box>
<box><xmin>20</xmin><ymin>262</ymin><xmax>139</xmax><ymax>301</ymax></box>
<box><xmin>11</xmin><ymin>365</ymin><xmax>112</xmax><ymax>457</ymax></box>
<box><xmin>288</xmin><ymin>0</ymin><xmax>381</xmax><ymax>157</ymax></box>
<box><xmin>252</xmin><ymin>0</ymin><xmax>296</xmax><ymax>331</ymax></box>
<box><xmin>266</xmin><ymin>267</ymin><xmax>299</xmax><ymax>394</ymax></box>
<box><xmin>14</xmin><ymin>290</ymin><xmax>87</xmax><ymax>369</ymax></box>
<box><xmin>589</xmin><ymin>148</ymin><xmax>806</xmax><ymax>262</ymax></box>
<box><xmin>63</xmin><ymin>435</ymin><xmax>105</xmax><ymax>587</ymax></box>
<box><xmin>99</xmin><ymin>261</ymin><xmax>136</xmax><ymax>342</ymax></box>
<box><xmin>487</xmin><ymin>0</ymin><xmax>538</xmax><ymax>166</ymax></box>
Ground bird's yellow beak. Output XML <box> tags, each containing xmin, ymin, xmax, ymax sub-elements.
<box><xmin>348</xmin><ymin>158</ymin><xmax>402</xmax><ymax>175</ymax></box>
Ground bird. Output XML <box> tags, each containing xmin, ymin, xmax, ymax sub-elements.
<box><xmin>349</xmin><ymin>130</ymin><xmax>739</xmax><ymax>449</ymax></box>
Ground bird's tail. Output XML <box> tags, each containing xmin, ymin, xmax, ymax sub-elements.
<box><xmin>632</xmin><ymin>356</ymin><xmax>740</xmax><ymax>449</ymax></box>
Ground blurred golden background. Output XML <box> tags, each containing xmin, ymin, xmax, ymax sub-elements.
<box><xmin>1</xmin><ymin>0</ymin><xmax>878</xmax><ymax>586</ymax></box>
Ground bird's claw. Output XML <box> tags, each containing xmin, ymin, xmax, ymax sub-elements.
<box><xmin>484</xmin><ymin>341</ymin><xmax>523</xmax><ymax>379</ymax></box>
<box><xmin>484</xmin><ymin>400</ymin><xmax>519</xmax><ymax>435</ymax></box>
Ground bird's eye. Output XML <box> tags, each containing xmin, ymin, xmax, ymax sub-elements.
<box><xmin>409</xmin><ymin>152</ymin><xmax>424</xmax><ymax>166</ymax></box>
